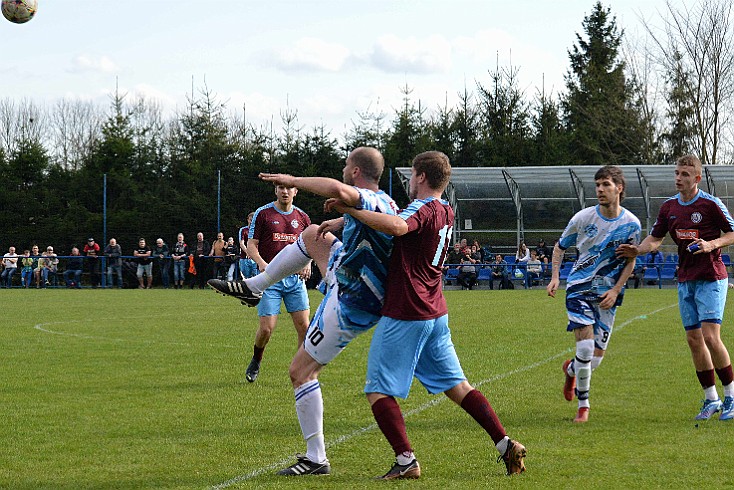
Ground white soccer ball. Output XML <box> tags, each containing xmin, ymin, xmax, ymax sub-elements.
<box><xmin>2</xmin><ymin>0</ymin><xmax>37</xmax><ymax>24</ymax></box>
<box><xmin>514</xmin><ymin>268</ymin><xmax>524</xmax><ymax>279</ymax></box>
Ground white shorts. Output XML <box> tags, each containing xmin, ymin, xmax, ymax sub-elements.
<box><xmin>303</xmin><ymin>240</ymin><xmax>381</xmax><ymax>365</ymax></box>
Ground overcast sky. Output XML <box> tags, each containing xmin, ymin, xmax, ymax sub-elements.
<box><xmin>1</xmin><ymin>0</ymin><xmax>672</xmax><ymax>135</ymax></box>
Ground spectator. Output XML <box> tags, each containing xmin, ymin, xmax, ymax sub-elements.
<box><xmin>105</xmin><ymin>238</ymin><xmax>123</xmax><ymax>288</ymax></box>
<box><xmin>29</xmin><ymin>245</ymin><xmax>40</xmax><ymax>287</ymax></box>
<box><xmin>469</xmin><ymin>244</ymin><xmax>482</xmax><ymax>263</ymax></box>
<box><xmin>171</xmin><ymin>233</ymin><xmax>188</xmax><ymax>289</ymax></box>
<box><xmin>63</xmin><ymin>247</ymin><xmax>84</xmax><ymax>288</ymax></box>
<box><xmin>457</xmin><ymin>255</ymin><xmax>477</xmax><ymax>290</ymax></box>
<box><xmin>1</xmin><ymin>246</ymin><xmax>18</xmax><ymax>288</ymax></box>
<box><xmin>480</xmin><ymin>242</ymin><xmax>493</xmax><ymax>263</ymax></box>
<box><xmin>153</xmin><ymin>238</ymin><xmax>171</xmax><ymax>288</ymax></box>
<box><xmin>238</xmin><ymin>212</ymin><xmax>258</xmax><ymax>280</ymax></box>
<box><xmin>516</xmin><ymin>241</ymin><xmax>530</xmax><ymax>264</ymax></box>
<box><xmin>490</xmin><ymin>254</ymin><xmax>511</xmax><ymax>290</ymax></box>
<box><xmin>38</xmin><ymin>246</ymin><xmax>58</xmax><ymax>287</ymax></box>
<box><xmin>527</xmin><ymin>250</ymin><xmax>543</xmax><ymax>287</ymax></box>
<box><xmin>210</xmin><ymin>232</ymin><xmax>227</xmax><ymax>280</ymax></box>
<box><xmin>189</xmin><ymin>232</ymin><xmax>210</xmax><ymax>289</ymax></box>
<box><xmin>224</xmin><ymin>236</ymin><xmax>238</xmax><ymax>281</ymax></box>
<box><xmin>20</xmin><ymin>249</ymin><xmax>33</xmax><ymax>288</ymax></box>
<box><xmin>536</xmin><ymin>238</ymin><xmax>550</xmax><ymax>263</ymax></box>
<box><xmin>83</xmin><ymin>237</ymin><xmax>101</xmax><ymax>288</ymax></box>
<box><xmin>134</xmin><ymin>238</ymin><xmax>153</xmax><ymax>289</ymax></box>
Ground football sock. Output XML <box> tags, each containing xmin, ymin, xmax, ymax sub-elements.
<box><xmin>294</xmin><ymin>380</ymin><xmax>327</xmax><ymax>464</ymax></box>
<box><xmin>696</xmin><ymin>369</ymin><xmax>717</xmax><ymax>395</ymax></box>
<box><xmin>495</xmin><ymin>436</ymin><xmax>510</xmax><ymax>456</ymax></box>
<box><xmin>396</xmin><ymin>451</ymin><xmax>415</xmax><ymax>466</ymax></box>
<box><xmin>460</xmin><ymin>389</ymin><xmax>506</xmax><ymax>444</ymax></box>
<box><xmin>704</xmin><ymin>385</ymin><xmax>719</xmax><ymax>401</ymax></box>
<box><xmin>575</xmin><ymin>339</ymin><xmax>594</xmax><ymax>408</ymax></box>
<box><xmin>591</xmin><ymin>355</ymin><xmax>603</xmax><ymax>370</ymax></box>
<box><xmin>246</xmin><ymin>236</ymin><xmax>312</xmax><ymax>293</ymax></box>
<box><xmin>371</xmin><ymin>396</ymin><xmax>412</xmax><ymax>457</ymax></box>
<box><xmin>253</xmin><ymin>346</ymin><xmax>264</xmax><ymax>363</ymax></box>
<box><xmin>718</xmin><ymin>364</ymin><xmax>734</xmax><ymax>397</ymax></box>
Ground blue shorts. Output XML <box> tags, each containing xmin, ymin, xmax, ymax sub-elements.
<box><xmin>678</xmin><ymin>279</ymin><xmax>727</xmax><ymax>330</ymax></box>
<box><xmin>565</xmin><ymin>295</ymin><xmax>616</xmax><ymax>351</ymax></box>
<box><xmin>364</xmin><ymin>314</ymin><xmax>466</xmax><ymax>399</ymax></box>
<box><xmin>257</xmin><ymin>274</ymin><xmax>309</xmax><ymax>317</ymax></box>
<box><xmin>239</xmin><ymin>258</ymin><xmax>258</xmax><ymax>279</ymax></box>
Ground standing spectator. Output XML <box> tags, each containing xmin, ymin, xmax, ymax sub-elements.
<box><xmin>20</xmin><ymin>249</ymin><xmax>33</xmax><ymax>288</ymax></box>
<box><xmin>63</xmin><ymin>247</ymin><xmax>84</xmax><ymax>288</ymax></box>
<box><xmin>210</xmin><ymin>232</ymin><xmax>227</xmax><ymax>280</ymax></box>
<box><xmin>547</xmin><ymin>165</ymin><xmax>640</xmax><ymax>423</ymax></box>
<box><xmin>617</xmin><ymin>154</ymin><xmax>734</xmax><ymax>421</ymax></box>
<box><xmin>239</xmin><ymin>212</ymin><xmax>258</xmax><ymax>279</ymax></box>
<box><xmin>1</xmin><ymin>246</ymin><xmax>18</xmax><ymax>288</ymax></box>
<box><xmin>105</xmin><ymin>238</ymin><xmax>123</xmax><ymax>288</ymax></box>
<box><xmin>134</xmin><ymin>238</ymin><xmax>153</xmax><ymax>289</ymax></box>
<box><xmin>189</xmin><ymin>232</ymin><xmax>210</xmax><ymax>289</ymax></box>
<box><xmin>153</xmin><ymin>238</ymin><xmax>171</xmax><ymax>288</ymax></box>
<box><xmin>224</xmin><ymin>236</ymin><xmax>238</xmax><ymax>281</ymax></box>
<box><xmin>490</xmin><ymin>254</ymin><xmax>510</xmax><ymax>290</ymax></box>
<box><xmin>170</xmin><ymin>233</ymin><xmax>188</xmax><ymax>289</ymax></box>
<box><xmin>83</xmin><ymin>238</ymin><xmax>101</xmax><ymax>288</ymax></box>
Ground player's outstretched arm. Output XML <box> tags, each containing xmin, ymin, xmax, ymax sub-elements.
<box><xmin>259</xmin><ymin>173</ymin><xmax>361</xmax><ymax>206</ymax></box>
<box><xmin>337</xmin><ymin>205</ymin><xmax>408</xmax><ymax>237</ymax></box>
<box><xmin>616</xmin><ymin>234</ymin><xmax>663</xmax><ymax>259</ymax></box>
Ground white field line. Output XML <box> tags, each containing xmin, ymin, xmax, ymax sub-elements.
<box><xmin>33</xmin><ymin>320</ymin><xmax>241</xmax><ymax>349</ymax></box>
<box><xmin>211</xmin><ymin>302</ymin><xmax>677</xmax><ymax>488</ymax></box>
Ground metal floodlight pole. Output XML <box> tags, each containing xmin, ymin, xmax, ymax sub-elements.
<box><xmin>217</xmin><ymin>169</ymin><xmax>221</xmax><ymax>233</ymax></box>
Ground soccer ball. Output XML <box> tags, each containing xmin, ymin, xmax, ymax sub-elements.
<box><xmin>1</xmin><ymin>0</ymin><xmax>37</xmax><ymax>24</ymax></box>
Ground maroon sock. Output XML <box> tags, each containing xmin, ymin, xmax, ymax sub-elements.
<box><xmin>715</xmin><ymin>364</ymin><xmax>734</xmax><ymax>386</ymax></box>
<box><xmin>371</xmin><ymin>396</ymin><xmax>411</xmax><ymax>456</ymax></box>
<box><xmin>253</xmin><ymin>346</ymin><xmax>265</xmax><ymax>362</ymax></box>
<box><xmin>460</xmin><ymin>389</ymin><xmax>506</xmax><ymax>444</ymax></box>
<box><xmin>696</xmin><ymin>369</ymin><xmax>716</xmax><ymax>389</ymax></box>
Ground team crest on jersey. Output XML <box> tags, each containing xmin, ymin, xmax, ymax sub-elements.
<box><xmin>584</xmin><ymin>223</ymin><xmax>598</xmax><ymax>238</ymax></box>
<box><xmin>691</xmin><ymin>212</ymin><xmax>702</xmax><ymax>223</ymax></box>
<box><xmin>291</xmin><ymin>219</ymin><xmax>300</xmax><ymax>229</ymax></box>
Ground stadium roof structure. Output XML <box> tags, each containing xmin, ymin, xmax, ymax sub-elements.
<box><xmin>394</xmin><ymin>165</ymin><xmax>734</xmax><ymax>247</ymax></box>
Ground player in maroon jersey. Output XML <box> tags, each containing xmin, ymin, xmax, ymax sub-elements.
<box><xmin>242</xmin><ymin>184</ymin><xmax>311</xmax><ymax>382</ymax></box>
<box><xmin>329</xmin><ymin>151</ymin><xmax>526</xmax><ymax>478</ymax></box>
<box><xmin>617</xmin><ymin>154</ymin><xmax>734</xmax><ymax>421</ymax></box>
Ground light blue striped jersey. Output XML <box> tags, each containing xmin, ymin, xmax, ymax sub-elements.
<box><xmin>559</xmin><ymin>205</ymin><xmax>641</xmax><ymax>302</ymax></box>
<box><xmin>334</xmin><ymin>187</ymin><xmax>399</xmax><ymax>313</ymax></box>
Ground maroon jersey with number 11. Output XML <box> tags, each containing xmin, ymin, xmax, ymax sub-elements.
<box><xmin>381</xmin><ymin>197</ymin><xmax>454</xmax><ymax>321</ymax></box>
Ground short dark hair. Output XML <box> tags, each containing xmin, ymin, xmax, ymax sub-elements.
<box><xmin>595</xmin><ymin>165</ymin><xmax>626</xmax><ymax>202</ymax></box>
<box><xmin>412</xmin><ymin>151</ymin><xmax>451</xmax><ymax>191</ymax></box>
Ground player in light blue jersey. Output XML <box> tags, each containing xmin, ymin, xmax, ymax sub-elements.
<box><xmin>208</xmin><ymin>147</ymin><xmax>398</xmax><ymax>475</ymax></box>
<box><xmin>547</xmin><ymin>165</ymin><xmax>641</xmax><ymax>423</ymax></box>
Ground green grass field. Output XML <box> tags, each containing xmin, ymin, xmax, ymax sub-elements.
<box><xmin>2</xmin><ymin>288</ymin><xmax>734</xmax><ymax>489</ymax></box>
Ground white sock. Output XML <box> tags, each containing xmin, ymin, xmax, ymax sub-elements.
<box><xmin>591</xmin><ymin>355</ymin><xmax>603</xmax><ymax>371</ymax></box>
<box><xmin>724</xmin><ymin>382</ymin><xmax>734</xmax><ymax>398</ymax></box>
<box><xmin>247</xmin><ymin>237</ymin><xmax>311</xmax><ymax>293</ymax></box>
<box><xmin>575</xmin><ymin>338</ymin><xmax>594</xmax><ymax>407</ymax></box>
<box><xmin>294</xmin><ymin>380</ymin><xmax>327</xmax><ymax>464</ymax></box>
<box><xmin>396</xmin><ymin>451</ymin><xmax>415</xmax><ymax>465</ymax></box>
<box><xmin>704</xmin><ymin>385</ymin><xmax>719</xmax><ymax>401</ymax></box>
<box><xmin>495</xmin><ymin>436</ymin><xmax>510</xmax><ymax>456</ymax></box>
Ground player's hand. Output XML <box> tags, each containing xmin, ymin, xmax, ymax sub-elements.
<box><xmin>298</xmin><ymin>266</ymin><xmax>312</xmax><ymax>282</ymax></box>
<box><xmin>546</xmin><ymin>278</ymin><xmax>560</xmax><ymax>298</ymax></box>
<box><xmin>324</xmin><ymin>198</ymin><xmax>349</xmax><ymax>214</ymax></box>
<box><xmin>689</xmin><ymin>238</ymin><xmax>712</xmax><ymax>254</ymax></box>
<box><xmin>317</xmin><ymin>218</ymin><xmax>342</xmax><ymax>238</ymax></box>
<box><xmin>599</xmin><ymin>289</ymin><xmax>619</xmax><ymax>310</ymax></box>
<box><xmin>259</xmin><ymin>173</ymin><xmax>296</xmax><ymax>187</ymax></box>
<box><xmin>615</xmin><ymin>244</ymin><xmax>638</xmax><ymax>259</ymax></box>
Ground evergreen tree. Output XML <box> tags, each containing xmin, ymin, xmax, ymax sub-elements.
<box><xmin>662</xmin><ymin>50</ymin><xmax>696</xmax><ymax>163</ymax></box>
<box><xmin>563</xmin><ymin>1</ymin><xmax>646</xmax><ymax>165</ymax></box>
<box><xmin>531</xmin><ymin>87</ymin><xmax>569</xmax><ymax>165</ymax></box>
